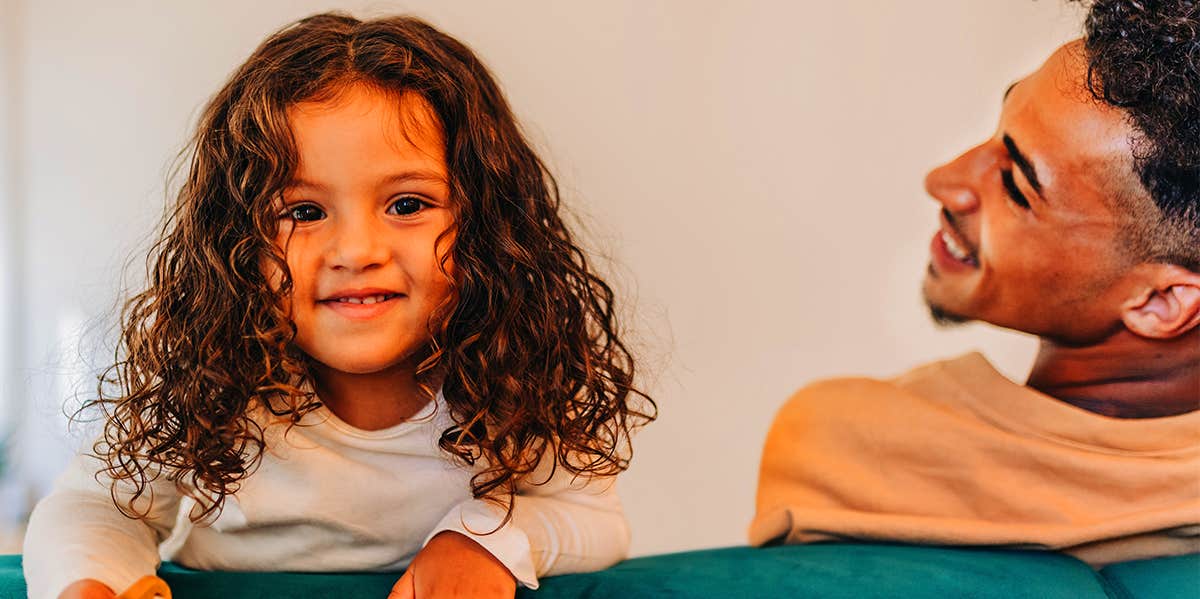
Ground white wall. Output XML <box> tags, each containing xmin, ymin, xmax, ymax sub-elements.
<box><xmin>6</xmin><ymin>1</ymin><xmax>1083</xmax><ymax>555</ymax></box>
<box><xmin>0</xmin><ymin>0</ymin><xmax>25</xmax><ymax>524</ymax></box>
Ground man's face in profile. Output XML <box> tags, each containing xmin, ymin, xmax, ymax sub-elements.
<box><xmin>921</xmin><ymin>41</ymin><xmax>1146</xmax><ymax>345</ymax></box>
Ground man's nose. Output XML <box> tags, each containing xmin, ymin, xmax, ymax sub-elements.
<box><xmin>924</xmin><ymin>142</ymin><xmax>992</xmax><ymax>214</ymax></box>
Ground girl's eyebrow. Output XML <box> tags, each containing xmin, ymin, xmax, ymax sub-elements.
<box><xmin>285</xmin><ymin>178</ymin><xmax>329</xmax><ymax>192</ymax></box>
<box><xmin>378</xmin><ymin>169</ymin><xmax>449</xmax><ymax>186</ymax></box>
<box><xmin>285</xmin><ymin>170</ymin><xmax>448</xmax><ymax>192</ymax></box>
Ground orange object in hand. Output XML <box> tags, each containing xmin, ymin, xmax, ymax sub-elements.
<box><xmin>115</xmin><ymin>576</ymin><xmax>171</xmax><ymax>599</ymax></box>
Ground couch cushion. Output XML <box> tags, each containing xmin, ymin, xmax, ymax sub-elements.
<box><xmin>0</xmin><ymin>544</ymin><xmax>1119</xmax><ymax>598</ymax></box>
<box><xmin>1100</xmin><ymin>553</ymin><xmax>1200</xmax><ymax>599</ymax></box>
<box><xmin>530</xmin><ymin>544</ymin><xmax>1111</xmax><ymax>598</ymax></box>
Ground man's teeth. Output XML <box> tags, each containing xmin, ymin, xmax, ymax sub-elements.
<box><xmin>941</xmin><ymin>231</ymin><xmax>971</xmax><ymax>261</ymax></box>
<box><xmin>337</xmin><ymin>294</ymin><xmax>392</xmax><ymax>305</ymax></box>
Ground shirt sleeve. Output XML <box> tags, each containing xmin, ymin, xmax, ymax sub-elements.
<box><xmin>22</xmin><ymin>453</ymin><xmax>182</xmax><ymax>599</ymax></box>
<box><xmin>425</xmin><ymin>458</ymin><xmax>629</xmax><ymax>589</ymax></box>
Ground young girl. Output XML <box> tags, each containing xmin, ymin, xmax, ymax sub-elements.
<box><xmin>23</xmin><ymin>13</ymin><xmax>654</xmax><ymax>599</ymax></box>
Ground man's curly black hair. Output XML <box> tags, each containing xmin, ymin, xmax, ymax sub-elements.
<box><xmin>1073</xmin><ymin>0</ymin><xmax>1200</xmax><ymax>271</ymax></box>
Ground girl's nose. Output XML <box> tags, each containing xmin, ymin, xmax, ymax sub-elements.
<box><xmin>328</xmin><ymin>214</ymin><xmax>389</xmax><ymax>272</ymax></box>
<box><xmin>924</xmin><ymin>141</ymin><xmax>992</xmax><ymax>215</ymax></box>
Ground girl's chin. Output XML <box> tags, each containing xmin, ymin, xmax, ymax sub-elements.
<box><xmin>299</xmin><ymin>337</ymin><xmax>433</xmax><ymax>378</ymax></box>
<box><xmin>311</xmin><ymin>355</ymin><xmax>418</xmax><ymax>377</ymax></box>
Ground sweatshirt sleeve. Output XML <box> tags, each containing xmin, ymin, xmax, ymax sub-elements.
<box><xmin>425</xmin><ymin>460</ymin><xmax>629</xmax><ymax>589</ymax></box>
<box><xmin>22</xmin><ymin>453</ymin><xmax>182</xmax><ymax>599</ymax></box>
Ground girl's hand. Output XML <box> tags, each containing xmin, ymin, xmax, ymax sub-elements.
<box><xmin>388</xmin><ymin>531</ymin><xmax>517</xmax><ymax>599</ymax></box>
<box><xmin>57</xmin><ymin>579</ymin><xmax>117</xmax><ymax>599</ymax></box>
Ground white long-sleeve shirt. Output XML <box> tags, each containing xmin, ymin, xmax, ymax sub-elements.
<box><xmin>23</xmin><ymin>393</ymin><xmax>629</xmax><ymax>599</ymax></box>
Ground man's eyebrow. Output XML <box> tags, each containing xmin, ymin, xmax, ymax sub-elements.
<box><xmin>1003</xmin><ymin>81</ymin><xmax>1018</xmax><ymax>101</ymax></box>
<box><xmin>1002</xmin><ymin>133</ymin><xmax>1043</xmax><ymax>196</ymax></box>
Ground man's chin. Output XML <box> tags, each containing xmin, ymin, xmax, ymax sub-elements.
<box><xmin>925</xmin><ymin>300</ymin><xmax>973</xmax><ymax>328</ymax></box>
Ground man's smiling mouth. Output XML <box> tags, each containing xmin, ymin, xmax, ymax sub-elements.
<box><xmin>940</xmin><ymin>231</ymin><xmax>974</xmax><ymax>263</ymax></box>
<box><xmin>938</xmin><ymin>209</ymin><xmax>979</xmax><ymax>267</ymax></box>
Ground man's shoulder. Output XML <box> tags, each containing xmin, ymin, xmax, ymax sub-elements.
<box><xmin>778</xmin><ymin>364</ymin><xmax>936</xmax><ymax>414</ymax></box>
<box><xmin>773</xmin><ymin>354</ymin><xmax>991</xmax><ymax>428</ymax></box>
<box><xmin>781</xmin><ymin>375</ymin><xmax>904</xmax><ymax>410</ymax></box>
<box><xmin>766</xmin><ymin>376</ymin><xmax>912</xmax><ymax>445</ymax></box>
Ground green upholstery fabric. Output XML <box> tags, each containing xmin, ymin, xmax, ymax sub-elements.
<box><xmin>2</xmin><ymin>546</ymin><xmax>1194</xmax><ymax>598</ymax></box>
<box><xmin>1100</xmin><ymin>553</ymin><xmax>1200</xmax><ymax>599</ymax></box>
<box><xmin>524</xmin><ymin>545</ymin><xmax>1110</xmax><ymax>599</ymax></box>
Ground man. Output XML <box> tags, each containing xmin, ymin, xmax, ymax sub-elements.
<box><xmin>750</xmin><ymin>0</ymin><xmax>1199</xmax><ymax>566</ymax></box>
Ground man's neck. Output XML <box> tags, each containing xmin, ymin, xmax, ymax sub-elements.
<box><xmin>1026</xmin><ymin>328</ymin><xmax>1200</xmax><ymax>418</ymax></box>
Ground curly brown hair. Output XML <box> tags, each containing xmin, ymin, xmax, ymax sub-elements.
<box><xmin>88</xmin><ymin>12</ymin><xmax>656</xmax><ymax>522</ymax></box>
<box><xmin>1073</xmin><ymin>0</ymin><xmax>1200</xmax><ymax>271</ymax></box>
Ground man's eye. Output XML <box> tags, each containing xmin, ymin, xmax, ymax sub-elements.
<box><xmin>288</xmin><ymin>204</ymin><xmax>326</xmax><ymax>222</ymax></box>
<box><xmin>388</xmin><ymin>196</ymin><xmax>427</xmax><ymax>216</ymax></box>
<box><xmin>1000</xmin><ymin>169</ymin><xmax>1031</xmax><ymax>209</ymax></box>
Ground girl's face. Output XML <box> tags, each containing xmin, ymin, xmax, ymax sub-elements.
<box><xmin>274</xmin><ymin>85</ymin><xmax>454</xmax><ymax>377</ymax></box>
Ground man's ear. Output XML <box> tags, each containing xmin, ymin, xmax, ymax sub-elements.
<box><xmin>1121</xmin><ymin>265</ymin><xmax>1200</xmax><ymax>339</ymax></box>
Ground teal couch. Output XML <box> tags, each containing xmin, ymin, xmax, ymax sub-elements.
<box><xmin>2</xmin><ymin>544</ymin><xmax>1196</xmax><ymax>598</ymax></box>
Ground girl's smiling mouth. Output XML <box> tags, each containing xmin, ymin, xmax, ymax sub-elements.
<box><xmin>330</xmin><ymin>293</ymin><xmax>400</xmax><ymax>305</ymax></box>
<box><xmin>319</xmin><ymin>288</ymin><xmax>405</xmax><ymax>318</ymax></box>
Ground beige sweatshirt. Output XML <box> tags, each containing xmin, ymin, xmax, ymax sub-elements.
<box><xmin>750</xmin><ymin>353</ymin><xmax>1200</xmax><ymax>566</ymax></box>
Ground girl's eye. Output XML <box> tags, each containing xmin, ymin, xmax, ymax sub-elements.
<box><xmin>287</xmin><ymin>204</ymin><xmax>326</xmax><ymax>222</ymax></box>
<box><xmin>388</xmin><ymin>196</ymin><xmax>427</xmax><ymax>216</ymax></box>
<box><xmin>1000</xmin><ymin>169</ymin><xmax>1031</xmax><ymax>210</ymax></box>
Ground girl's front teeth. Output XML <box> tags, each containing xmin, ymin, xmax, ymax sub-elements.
<box><xmin>339</xmin><ymin>295</ymin><xmax>389</xmax><ymax>305</ymax></box>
